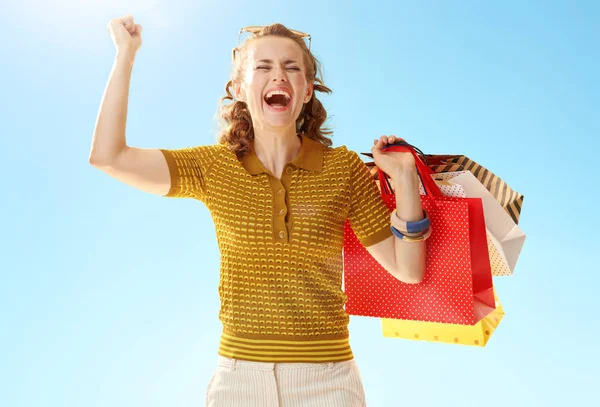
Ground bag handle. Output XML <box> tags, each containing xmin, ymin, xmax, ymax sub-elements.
<box><xmin>376</xmin><ymin>141</ymin><xmax>442</xmax><ymax>197</ymax></box>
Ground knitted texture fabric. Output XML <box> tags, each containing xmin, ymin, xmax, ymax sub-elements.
<box><xmin>160</xmin><ymin>134</ymin><xmax>392</xmax><ymax>362</ymax></box>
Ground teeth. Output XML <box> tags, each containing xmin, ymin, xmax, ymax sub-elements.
<box><xmin>265</xmin><ymin>89</ymin><xmax>291</xmax><ymax>100</ymax></box>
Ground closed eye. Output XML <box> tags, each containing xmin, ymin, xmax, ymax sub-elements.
<box><xmin>255</xmin><ymin>66</ymin><xmax>301</xmax><ymax>71</ymax></box>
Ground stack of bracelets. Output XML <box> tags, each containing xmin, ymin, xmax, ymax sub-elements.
<box><xmin>390</xmin><ymin>209</ymin><xmax>432</xmax><ymax>242</ymax></box>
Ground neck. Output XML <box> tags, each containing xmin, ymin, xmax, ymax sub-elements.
<box><xmin>253</xmin><ymin>125</ymin><xmax>302</xmax><ymax>178</ymax></box>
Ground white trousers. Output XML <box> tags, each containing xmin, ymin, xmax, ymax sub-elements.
<box><xmin>205</xmin><ymin>355</ymin><xmax>367</xmax><ymax>407</ymax></box>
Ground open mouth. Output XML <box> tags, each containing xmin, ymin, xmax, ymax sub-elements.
<box><xmin>264</xmin><ymin>90</ymin><xmax>292</xmax><ymax>109</ymax></box>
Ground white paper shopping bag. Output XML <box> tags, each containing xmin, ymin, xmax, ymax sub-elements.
<box><xmin>440</xmin><ymin>171</ymin><xmax>526</xmax><ymax>275</ymax></box>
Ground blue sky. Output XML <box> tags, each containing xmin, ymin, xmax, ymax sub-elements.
<box><xmin>1</xmin><ymin>1</ymin><xmax>598</xmax><ymax>406</ymax></box>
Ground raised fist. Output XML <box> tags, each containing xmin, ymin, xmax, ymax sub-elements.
<box><xmin>107</xmin><ymin>15</ymin><xmax>142</xmax><ymax>55</ymax></box>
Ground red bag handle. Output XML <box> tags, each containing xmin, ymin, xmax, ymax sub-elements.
<box><xmin>376</xmin><ymin>142</ymin><xmax>441</xmax><ymax>197</ymax></box>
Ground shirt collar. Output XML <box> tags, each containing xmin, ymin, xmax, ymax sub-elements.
<box><xmin>240</xmin><ymin>134</ymin><xmax>324</xmax><ymax>175</ymax></box>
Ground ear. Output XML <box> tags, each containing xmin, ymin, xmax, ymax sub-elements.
<box><xmin>233</xmin><ymin>80</ymin><xmax>245</xmax><ymax>101</ymax></box>
<box><xmin>304</xmin><ymin>83</ymin><xmax>314</xmax><ymax>103</ymax></box>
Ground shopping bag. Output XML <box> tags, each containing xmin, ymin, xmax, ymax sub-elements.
<box><xmin>381</xmin><ymin>289</ymin><xmax>504</xmax><ymax>347</ymax></box>
<box><xmin>415</xmin><ymin>174</ymin><xmax>515</xmax><ymax>276</ymax></box>
<box><xmin>372</xmin><ymin>169</ymin><xmax>521</xmax><ymax>277</ymax></box>
<box><xmin>439</xmin><ymin>171</ymin><xmax>526</xmax><ymax>275</ymax></box>
<box><xmin>344</xmin><ymin>143</ymin><xmax>495</xmax><ymax>325</ymax></box>
<box><xmin>366</xmin><ymin>150</ymin><xmax>525</xmax><ymax>276</ymax></box>
<box><xmin>419</xmin><ymin>178</ymin><xmax>520</xmax><ymax>277</ymax></box>
<box><xmin>429</xmin><ymin>162</ymin><xmax>465</xmax><ymax>174</ymax></box>
<box><xmin>366</xmin><ymin>153</ymin><xmax>524</xmax><ymax>224</ymax></box>
<box><xmin>418</xmin><ymin>171</ymin><xmax>526</xmax><ymax>276</ymax></box>
<box><xmin>425</xmin><ymin>155</ymin><xmax>524</xmax><ymax>224</ymax></box>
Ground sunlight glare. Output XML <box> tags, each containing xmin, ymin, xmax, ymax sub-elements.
<box><xmin>9</xmin><ymin>0</ymin><xmax>173</xmax><ymax>49</ymax></box>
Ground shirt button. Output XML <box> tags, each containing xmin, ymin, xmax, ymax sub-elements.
<box><xmin>278</xmin><ymin>230</ymin><xmax>286</xmax><ymax>239</ymax></box>
<box><xmin>277</xmin><ymin>189</ymin><xmax>284</xmax><ymax>196</ymax></box>
<box><xmin>278</xmin><ymin>208</ymin><xmax>286</xmax><ymax>216</ymax></box>
<box><xmin>286</xmin><ymin>167</ymin><xmax>293</xmax><ymax>175</ymax></box>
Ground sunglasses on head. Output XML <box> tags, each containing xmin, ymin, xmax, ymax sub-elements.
<box><xmin>232</xmin><ymin>25</ymin><xmax>312</xmax><ymax>61</ymax></box>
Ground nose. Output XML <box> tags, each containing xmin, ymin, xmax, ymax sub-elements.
<box><xmin>271</xmin><ymin>66</ymin><xmax>288</xmax><ymax>82</ymax></box>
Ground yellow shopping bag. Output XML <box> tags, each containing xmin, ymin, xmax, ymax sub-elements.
<box><xmin>381</xmin><ymin>292</ymin><xmax>504</xmax><ymax>347</ymax></box>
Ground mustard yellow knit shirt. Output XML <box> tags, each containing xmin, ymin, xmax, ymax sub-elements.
<box><xmin>160</xmin><ymin>134</ymin><xmax>392</xmax><ymax>363</ymax></box>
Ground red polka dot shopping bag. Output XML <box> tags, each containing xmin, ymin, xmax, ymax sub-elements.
<box><xmin>343</xmin><ymin>143</ymin><xmax>495</xmax><ymax>325</ymax></box>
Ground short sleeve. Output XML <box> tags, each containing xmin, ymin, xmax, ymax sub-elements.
<box><xmin>159</xmin><ymin>144</ymin><xmax>220</xmax><ymax>202</ymax></box>
<box><xmin>346</xmin><ymin>150</ymin><xmax>393</xmax><ymax>247</ymax></box>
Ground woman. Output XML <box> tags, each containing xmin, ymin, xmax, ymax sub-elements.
<box><xmin>90</xmin><ymin>15</ymin><xmax>428</xmax><ymax>407</ymax></box>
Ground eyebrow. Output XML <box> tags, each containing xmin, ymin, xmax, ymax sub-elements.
<box><xmin>256</xmin><ymin>59</ymin><xmax>300</xmax><ymax>65</ymax></box>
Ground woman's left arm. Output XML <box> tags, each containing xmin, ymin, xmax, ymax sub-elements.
<box><xmin>365</xmin><ymin>136</ymin><xmax>427</xmax><ymax>284</ymax></box>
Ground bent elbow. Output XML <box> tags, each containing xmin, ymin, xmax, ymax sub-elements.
<box><xmin>88</xmin><ymin>150</ymin><xmax>108</xmax><ymax>167</ymax></box>
<box><xmin>88</xmin><ymin>149</ymin><xmax>120</xmax><ymax>169</ymax></box>
<box><xmin>88</xmin><ymin>153</ymin><xmax>103</xmax><ymax>167</ymax></box>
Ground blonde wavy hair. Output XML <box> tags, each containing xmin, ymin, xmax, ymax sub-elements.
<box><xmin>217</xmin><ymin>23</ymin><xmax>333</xmax><ymax>158</ymax></box>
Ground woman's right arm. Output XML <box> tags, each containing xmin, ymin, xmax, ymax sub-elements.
<box><xmin>89</xmin><ymin>15</ymin><xmax>170</xmax><ymax>196</ymax></box>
